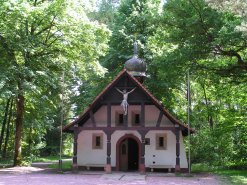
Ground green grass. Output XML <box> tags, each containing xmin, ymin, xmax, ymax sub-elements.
<box><xmin>215</xmin><ymin>170</ymin><xmax>247</xmax><ymax>185</ymax></box>
<box><xmin>0</xmin><ymin>158</ymin><xmax>13</xmax><ymax>168</ymax></box>
<box><xmin>34</xmin><ymin>155</ymin><xmax>72</xmax><ymax>171</ymax></box>
<box><xmin>192</xmin><ymin>163</ymin><xmax>247</xmax><ymax>185</ymax></box>
<box><xmin>191</xmin><ymin>163</ymin><xmax>216</xmax><ymax>172</ymax></box>
<box><xmin>0</xmin><ymin>156</ymin><xmax>71</xmax><ymax>167</ymax></box>
<box><xmin>48</xmin><ymin>160</ymin><xmax>72</xmax><ymax>171</ymax></box>
<box><xmin>33</xmin><ymin>155</ymin><xmax>71</xmax><ymax>163</ymax></box>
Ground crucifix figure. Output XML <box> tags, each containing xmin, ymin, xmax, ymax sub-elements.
<box><xmin>115</xmin><ymin>87</ymin><xmax>136</xmax><ymax>115</ymax></box>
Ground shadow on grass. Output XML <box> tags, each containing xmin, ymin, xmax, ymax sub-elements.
<box><xmin>48</xmin><ymin>160</ymin><xmax>72</xmax><ymax>171</ymax></box>
<box><xmin>0</xmin><ymin>158</ymin><xmax>13</xmax><ymax>168</ymax></box>
<box><xmin>192</xmin><ymin>163</ymin><xmax>247</xmax><ymax>185</ymax></box>
<box><xmin>33</xmin><ymin>155</ymin><xmax>71</xmax><ymax>163</ymax></box>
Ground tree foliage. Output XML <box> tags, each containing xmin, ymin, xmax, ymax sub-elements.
<box><xmin>0</xmin><ymin>0</ymin><xmax>110</xmax><ymax>165</ymax></box>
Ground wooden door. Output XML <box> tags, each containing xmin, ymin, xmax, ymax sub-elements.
<box><xmin>119</xmin><ymin>139</ymin><xmax>128</xmax><ymax>171</ymax></box>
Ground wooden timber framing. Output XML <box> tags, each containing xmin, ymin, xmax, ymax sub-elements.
<box><xmin>76</xmin><ymin>126</ymin><xmax>177</xmax><ymax>134</ymax></box>
<box><xmin>156</xmin><ymin>111</ymin><xmax>163</xmax><ymax>127</ymax></box>
<box><xmin>139</xmin><ymin>130</ymin><xmax>148</xmax><ymax>173</ymax></box>
<box><xmin>72</xmin><ymin>127</ymin><xmax>79</xmax><ymax>170</ymax></box>
<box><xmin>107</xmin><ymin>103</ymin><xmax>111</xmax><ymax>127</ymax></box>
<box><xmin>63</xmin><ymin>69</ymin><xmax>195</xmax><ymax>135</ymax></box>
<box><xmin>141</xmin><ymin>102</ymin><xmax>145</xmax><ymax>127</ymax></box>
<box><xmin>89</xmin><ymin>110</ymin><xmax>96</xmax><ymax>127</ymax></box>
<box><xmin>175</xmin><ymin>126</ymin><xmax>180</xmax><ymax>172</ymax></box>
<box><xmin>106</xmin><ymin>133</ymin><xmax>111</xmax><ymax>164</ymax></box>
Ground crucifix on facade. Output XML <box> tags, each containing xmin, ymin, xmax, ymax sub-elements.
<box><xmin>115</xmin><ymin>87</ymin><xmax>136</xmax><ymax>115</ymax></box>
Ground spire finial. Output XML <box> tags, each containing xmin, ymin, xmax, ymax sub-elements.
<box><xmin>134</xmin><ymin>41</ymin><xmax>138</xmax><ymax>55</ymax></box>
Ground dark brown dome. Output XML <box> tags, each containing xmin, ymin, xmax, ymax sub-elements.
<box><xmin>125</xmin><ymin>55</ymin><xmax>146</xmax><ymax>76</ymax></box>
<box><xmin>124</xmin><ymin>42</ymin><xmax>146</xmax><ymax>77</ymax></box>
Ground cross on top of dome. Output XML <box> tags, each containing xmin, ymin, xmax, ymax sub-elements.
<box><xmin>124</xmin><ymin>41</ymin><xmax>147</xmax><ymax>78</ymax></box>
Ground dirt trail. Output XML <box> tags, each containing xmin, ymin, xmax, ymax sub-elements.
<box><xmin>0</xmin><ymin>166</ymin><xmax>224</xmax><ymax>185</ymax></box>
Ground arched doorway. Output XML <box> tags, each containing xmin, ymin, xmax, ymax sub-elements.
<box><xmin>116</xmin><ymin>134</ymin><xmax>141</xmax><ymax>171</ymax></box>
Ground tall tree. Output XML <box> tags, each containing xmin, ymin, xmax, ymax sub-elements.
<box><xmin>0</xmin><ymin>0</ymin><xmax>109</xmax><ymax>165</ymax></box>
<box><xmin>140</xmin><ymin>0</ymin><xmax>247</xmax><ymax>167</ymax></box>
<box><xmin>0</xmin><ymin>98</ymin><xmax>11</xmax><ymax>152</ymax></box>
<box><xmin>159</xmin><ymin>0</ymin><xmax>247</xmax><ymax>80</ymax></box>
<box><xmin>101</xmin><ymin>0</ymin><xmax>161</xmax><ymax>73</ymax></box>
<box><xmin>75</xmin><ymin>0</ymin><xmax>162</xmax><ymax>114</ymax></box>
<box><xmin>2</xmin><ymin>98</ymin><xmax>14</xmax><ymax>158</ymax></box>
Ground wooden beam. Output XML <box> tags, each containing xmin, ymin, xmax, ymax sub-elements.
<box><xmin>107</xmin><ymin>103</ymin><xmax>111</xmax><ymax>127</ymax></box>
<box><xmin>106</xmin><ymin>133</ymin><xmax>111</xmax><ymax>164</ymax></box>
<box><xmin>175</xmin><ymin>127</ymin><xmax>180</xmax><ymax>172</ymax></box>
<box><xmin>156</xmin><ymin>111</ymin><xmax>163</xmax><ymax>127</ymax></box>
<box><xmin>115</xmin><ymin>86</ymin><xmax>136</xmax><ymax>89</ymax></box>
<box><xmin>139</xmin><ymin>131</ymin><xmax>147</xmax><ymax>173</ymax></box>
<box><xmin>78</xmin><ymin>126</ymin><xmax>176</xmax><ymax>133</ymax></box>
<box><xmin>72</xmin><ymin>128</ymin><xmax>79</xmax><ymax>170</ymax></box>
<box><xmin>89</xmin><ymin>111</ymin><xmax>96</xmax><ymax>127</ymax></box>
<box><xmin>141</xmin><ymin>102</ymin><xmax>145</xmax><ymax>127</ymax></box>
<box><xmin>124</xmin><ymin>75</ymin><xmax>128</xmax><ymax>87</ymax></box>
<box><xmin>124</xmin><ymin>114</ymin><xmax>128</xmax><ymax>128</ymax></box>
<box><xmin>101</xmin><ymin>101</ymin><xmax>152</xmax><ymax>105</ymax></box>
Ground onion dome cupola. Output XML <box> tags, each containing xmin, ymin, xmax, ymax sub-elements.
<box><xmin>124</xmin><ymin>41</ymin><xmax>146</xmax><ymax>83</ymax></box>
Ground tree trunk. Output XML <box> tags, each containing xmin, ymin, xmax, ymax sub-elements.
<box><xmin>3</xmin><ymin>98</ymin><xmax>14</xmax><ymax>158</ymax></box>
<box><xmin>201</xmin><ymin>83</ymin><xmax>214</xmax><ymax>129</ymax></box>
<box><xmin>14</xmin><ymin>82</ymin><xmax>25</xmax><ymax>166</ymax></box>
<box><xmin>28</xmin><ymin>124</ymin><xmax>33</xmax><ymax>153</ymax></box>
<box><xmin>1</xmin><ymin>32</ymin><xmax>25</xmax><ymax>164</ymax></box>
<box><xmin>0</xmin><ymin>98</ymin><xmax>11</xmax><ymax>153</ymax></box>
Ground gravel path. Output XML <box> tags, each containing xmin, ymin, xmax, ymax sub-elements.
<box><xmin>0</xmin><ymin>167</ymin><xmax>224</xmax><ymax>185</ymax></box>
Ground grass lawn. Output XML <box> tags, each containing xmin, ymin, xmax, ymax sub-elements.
<box><xmin>215</xmin><ymin>169</ymin><xmax>247</xmax><ymax>185</ymax></box>
<box><xmin>192</xmin><ymin>163</ymin><xmax>247</xmax><ymax>185</ymax></box>
<box><xmin>34</xmin><ymin>155</ymin><xmax>72</xmax><ymax>171</ymax></box>
<box><xmin>33</xmin><ymin>155</ymin><xmax>72</xmax><ymax>171</ymax></box>
<box><xmin>0</xmin><ymin>158</ymin><xmax>13</xmax><ymax>168</ymax></box>
<box><xmin>33</xmin><ymin>155</ymin><xmax>71</xmax><ymax>163</ymax></box>
<box><xmin>0</xmin><ymin>155</ymin><xmax>72</xmax><ymax>169</ymax></box>
<box><xmin>48</xmin><ymin>160</ymin><xmax>72</xmax><ymax>171</ymax></box>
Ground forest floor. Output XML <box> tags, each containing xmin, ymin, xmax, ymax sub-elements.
<box><xmin>0</xmin><ymin>166</ymin><xmax>227</xmax><ymax>185</ymax></box>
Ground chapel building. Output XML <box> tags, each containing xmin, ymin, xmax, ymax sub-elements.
<box><xmin>63</xmin><ymin>43</ymin><xmax>194</xmax><ymax>173</ymax></box>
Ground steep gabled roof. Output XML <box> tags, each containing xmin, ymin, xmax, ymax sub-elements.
<box><xmin>63</xmin><ymin>69</ymin><xmax>195</xmax><ymax>135</ymax></box>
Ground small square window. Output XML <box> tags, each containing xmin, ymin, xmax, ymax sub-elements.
<box><xmin>131</xmin><ymin>111</ymin><xmax>141</xmax><ymax>126</ymax></box>
<box><xmin>119</xmin><ymin>114</ymin><xmax>124</xmax><ymax>124</ymax></box>
<box><xmin>95</xmin><ymin>136</ymin><xmax>101</xmax><ymax>147</ymax></box>
<box><xmin>92</xmin><ymin>133</ymin><xmax>103</xmax><ymax>149</ymax></box>
<box><xmin>159</xmin><ymin>137</ymin><xmax>164</xmax><ymax>147</ymax></box>
<box><xmin>135</xmin><ymin>114</ymin><xmax>140</xmax><ymax>124</ymax></box>
<box><xmin>156</xmin><ymin>133</ymin><xmax>167</xmax><ymax>150</ymax></box>
<box><xmin>116</xmin><ymin>112</ymin><xmax>124</xmax><ymax>126</ymax></box>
